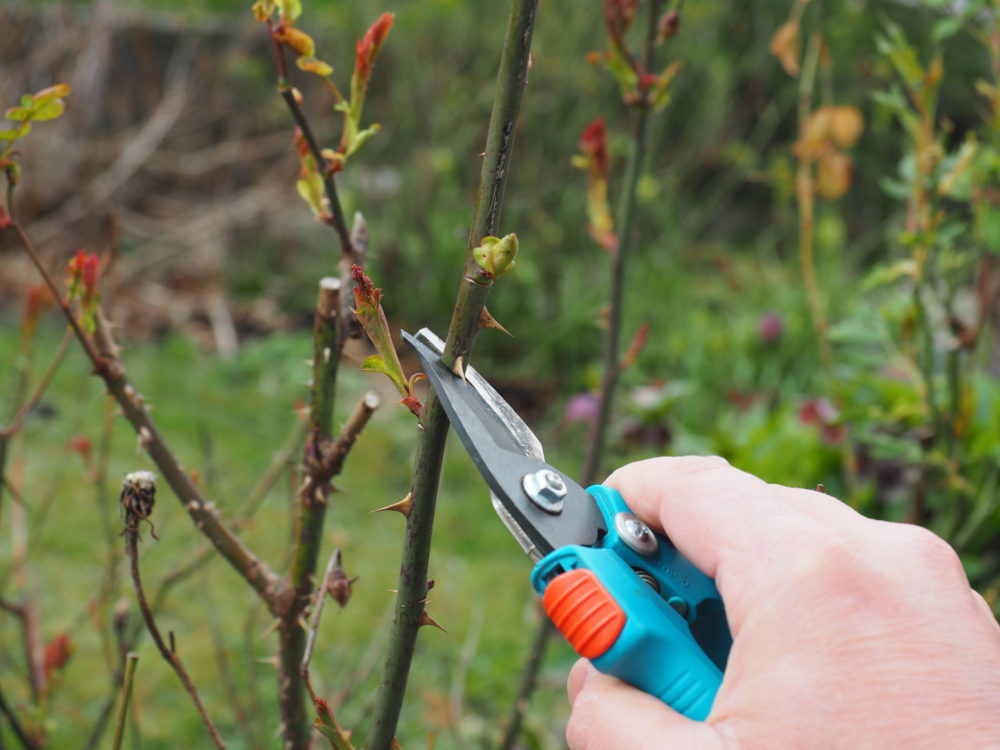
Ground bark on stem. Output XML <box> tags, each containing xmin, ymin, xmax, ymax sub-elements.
<box><xmin>364</xmin><ymin>2</ymin><xmax>538</xmax><ymax>748</ymax></box>
<box><xmin>7</xmin><ymin>222</ymin><xmax>284</xmax><ymax>610</ymax></box>
<box><xmin>110</xmin><ymin>653</ymin><xmax>138</xmax><ymax>750</ymax></box>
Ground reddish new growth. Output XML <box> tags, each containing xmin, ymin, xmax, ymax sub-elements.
<box><xmin>604</xmin><ymin>0</ymin><xmax>637</xmax><ymax>44</ymax></box>
<box><xmin>580</xmin><ymin>118</ymin><xmax>610</xmax><ymax>180</ymax></box>
<box><xmin>66</xmin><ymin>249</ymin><xmax>99</xmax><ymax>300</ymax></box>
<box><xmin>351</xmin><ymin>263</ymin><xmax>381</xmax><ymax>313</ymax></box>
<box><xmin>42</xmin><ymin>632</ymin><xmax>73</xmax><ymax>682</ymax></box>
<box><xmin>21</xmin><ymin>283</ymin><xmax>54</xmax><ymax>339</ymax></box>
<box><xmin>0</xmin><ymin>204</ymin><xmax>10</xmax><ymax>228</ymax></box>
<box><xmin>355</xmin><ymin>13</ymin><xmax>394</xmax><ymax>84</ymax></box>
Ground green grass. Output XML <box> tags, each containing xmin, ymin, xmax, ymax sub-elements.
<box><xmin>0</xmin><ymin>322</ymin><xmax>579</xmax><ymax>749</ymax></box>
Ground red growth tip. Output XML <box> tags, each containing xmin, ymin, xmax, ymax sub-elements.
<box><xmin>42</xmin><ymin>632</ymin><xmax>73</xmax><ymax>681</ymax></box>
<box><xmin>67</xmin><ymin>249</ymin><xmax>100</xmax><ymax>295</ymax></box>
<box><xmin>580</xmin><ymin>118</ymin><xmax>610</xmax><ymax>179</ymax></box>
<box><xmin>0</xmin><ymin>204</ymin><xmax>11</xmax><ymax>228</ymax></box>
<box><xmin>604</xmin><ymin>0</ymin><xmax>637</xmax><ymax>35</ymax></box>
<box><xmin>355</xmin><ymin>12</ymin><xmax>394</xmax><ymax>83</ymax></box>
<box><xmin>351</xmin><ymin>264</ymin><xmax>381</xmax><ymax>312</ymax></box>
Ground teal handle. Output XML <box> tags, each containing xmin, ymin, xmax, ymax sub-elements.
<box><xmin>530</xmin><ymin>485</ymin><xmax>730</xmax><ymax>720</ymax></box>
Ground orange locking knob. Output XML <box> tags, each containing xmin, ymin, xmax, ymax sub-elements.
<box><xmin>543</xmin><ymin>568</ymin><xmax>627</xmax><ymax>659</ymax></box>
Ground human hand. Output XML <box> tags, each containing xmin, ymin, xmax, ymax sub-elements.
<box><xmin>565</xmin><ymin>456</ymin><xmax>1000</xmax><ymax>750</ymax></box>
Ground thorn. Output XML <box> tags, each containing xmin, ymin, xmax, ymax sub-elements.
<box><xmin>816</xmin><ymin>483</ymin><xmax>825</xmax><ymax>493</ymax></box>
<box><xmin>451</xmin><ymin>356</ymin><xmax>466</xmax><ymax>380</ymax></box>
<box><xmin>388</xmin><ymin>589</ymin><xmax>398</xmax><ymax>594</ymax></box>
<box><xmin>479</xmin><ymin>307</ymin><xmax>513</xmax><ymax>337</ymax></box>
<box><xmin>298</xmin><ymin>616</ymin><xmax>309</xmax><ymax>632</ymax></box>
<box><xmin>427</xmin><ymin>579</ymin><xmax>435</xmax><ymax>591</ymax></box>
<box><xmin>169</xmin><ymin>630</ymin><xmax>176</xmax><ymax>653</ymax></box>
<box><xmin>371</xmin><ymin>492</ymin><xmax>413</xmax><ymax>517</ymax></box>
<box><xmin>260</xmin><ymin>619</ymin><xmax>281</xmax><ymax>639</ymax></box>
<box><xmin>256</xmin><ymin>656</ymin><xmax>281</xmax><ymax>669</ymax></box>
<box><xmin>418</xmin><ymin>610</ymin><xmax>447</xmax><ymax>633</ymax></box>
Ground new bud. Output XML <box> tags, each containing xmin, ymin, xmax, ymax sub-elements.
<box><xmin>473</xmin><ymin>233</ymin><xmax>518</xmax><ymax>277</ymax></box>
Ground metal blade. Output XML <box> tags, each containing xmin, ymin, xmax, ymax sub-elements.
<box><xmin>405</xmin><ymin>329</ymin><xmax>605</xmax><ymax>561</ymax></box>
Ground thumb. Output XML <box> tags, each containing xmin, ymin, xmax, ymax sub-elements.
<box><xmin>566</xmin><ymin>660</ymin><xmax>726</xmax><ymax>750</ymax></box>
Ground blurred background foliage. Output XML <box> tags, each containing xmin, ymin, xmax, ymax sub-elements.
<box><xmin>1</xmin><ymin>0</ymin><xmax>999</xmax><ymax>747</ymax></box>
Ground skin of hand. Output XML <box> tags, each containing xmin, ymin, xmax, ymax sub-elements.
<box><xmin>565</xmin><ymin>456</ymin><xmax>1000</xmax><ymax>750</ymax></box>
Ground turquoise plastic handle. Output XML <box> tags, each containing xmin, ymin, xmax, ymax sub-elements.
<box><xmin>530</xmin><ymin>485</ymin><xmax>731</xmax><ymax>720</ymax></box>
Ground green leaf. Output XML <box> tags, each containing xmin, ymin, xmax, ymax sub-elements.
<box><xmin>980</xmin><ymin>206</ymin><xmax>1000</xmax><ymax>255</ymax></box>
<box><xmin>361</xmin><ymin>354</ymin><xmax>407</xmax><ymax>393</ymax></box>
<box><xmin>29</xmin><ymin>99</ymin><xmax>65</xmax><ymax>122</ymax></box>
<box><xmin>277</xmin><ymin>0</ymin><xmax>302</xmax><ymax>21</ymax></box>
<box><xmin>931</xmin><ymin>16</ymin><xmax>963</xmax><ymax>42</ymax></box>
<box><xmin>4</xmin><ymin>106</ymin><xmax>32</xmax><ymax>121</ymax></box>
<box><xmin>0</xmin><ymin>124</ymin><xmax>29</xmax><ymax>142</ymax></box>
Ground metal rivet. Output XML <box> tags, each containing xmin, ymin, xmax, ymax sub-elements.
<box><xmin>521</xmin><ymin>469</ymin><xmax>567</xmax><ymax>514</ymax></box>
<box><xmin>667</xmin><ymin>596</ymin><xmax>689</xmax><ymax>618</ymax></box>
<box><xmin>614</xmin><ymin>512</ymin><xmax>658</xmax><ymax>556</ymax></box>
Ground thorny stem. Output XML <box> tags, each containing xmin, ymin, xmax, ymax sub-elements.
<box><xmin>110</xmin><ymin>653</ymin><xmax>138</xmax><ymax>750</ymax></box>
<box><xmin>794</xmin><ymin>35</ymin><xmax>859</xmax><ymax>495</ymax></box>
<box><xmin>365</xmin><ymin>2</ymin><xmax>538</xmax><ymax>748</ymax></box>
<box><xmin>282</xmin><ymin>386</ymin><xmax>377</xmax><ymax>750</ymax></box>
<box><xmin>125</xmin><ymin>525</ymin><xmax>225</xmax><ymax>749</ymax></box>
<box><xmin>280</xmin><ymin>280</ymin><xmax>343</xmax><ymax>749</ymax></box>
<box><xmin>6</xmin><ymin>222</ymin><xmax>286</xmax><ymax>608</ymax></box>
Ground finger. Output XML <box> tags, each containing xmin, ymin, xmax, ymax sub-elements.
<box><xmin>604</xmin><ymin>456</ymin><xmax>865</xmax><ymax>619</ymax></box>
<box><xmin>566</xmin><ymin>668</ymin><xmax>725</xmax><ymax>750</ymax></box>
<box><xmin>567</xmin><ymin>658</ymin><xmax>595</xmax><ymax>705</ymax></box>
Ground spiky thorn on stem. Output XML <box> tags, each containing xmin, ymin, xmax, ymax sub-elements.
<box><xmin>121</xmin><ymin>473</ymin><xmax>225</xmax><ymax>750</ymax></box>
<box><xmin>283</xmin><ymin>366</ymin><xmax>378</xmax><ymax>750</ymax></box>
<box><xmin>4</xmin><ymin>221</ymin><xmax>285</xmax><ymax>609</ymax></box>
<box><xmin>365</xmin><ymin>2</ymin><xmax>538</xmax><ymax>748</ymax></box>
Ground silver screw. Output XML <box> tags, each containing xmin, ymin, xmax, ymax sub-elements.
<box><xmin>614</xmin><ymin>512</ymin><xmax>659</xmax><ymax>556</ymax></box>
<box><xmin>521</xmin><ymin>469</ymin><xmax>567</xmax><ymax>514</ymax></box>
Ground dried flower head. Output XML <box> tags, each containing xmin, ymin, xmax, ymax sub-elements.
<box><xmin>120</xmin><ymin>470</ymin><xmax>157</xmax><ymax>537</ymax></box>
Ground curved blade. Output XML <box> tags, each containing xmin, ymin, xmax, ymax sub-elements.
<box><xmin>405</xmin><ymin>329</ymin><xmax>605</xmax><ymax>561</ymax></box>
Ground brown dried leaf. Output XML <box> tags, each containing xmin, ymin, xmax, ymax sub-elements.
<box><xmin>770</xmin><ymin>21</ymin><xmax>800</xmax><ymax>77</ymax></box>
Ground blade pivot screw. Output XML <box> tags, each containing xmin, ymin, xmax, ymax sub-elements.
<box><xmin>522</xmin><ymin>469</ymin><xmax>567</xmax><ymax>514</ymax></box>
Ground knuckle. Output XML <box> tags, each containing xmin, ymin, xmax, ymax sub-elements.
<box><xmin>893</xmin><ymin>523</ymin><xmax>962</xmax><ymax>571</ymax></box>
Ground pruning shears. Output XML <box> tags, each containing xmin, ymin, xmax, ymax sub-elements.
<box><xmin>403</xmin><ymin>329</ymin><xmax>731</xmax><ymax>720</ymax></box>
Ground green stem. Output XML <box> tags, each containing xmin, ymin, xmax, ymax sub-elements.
<box><xmin>364</xmin><ymin>2</ymin><xmax>538</xmax><ymax>748</ymax></box>
<box><xmin>581</xmin><ymin>0</ymin><xmax>662</xmax><ymax>486</ymax></box>
<box><xmin>111</xmin><ymin>653</ymin><xmax>138</xmax><ymax>750</ymax></box>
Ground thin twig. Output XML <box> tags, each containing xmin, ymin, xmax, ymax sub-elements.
<box><xmin>1</xmin><ymin>331</ymin><xmax>73</xmax><ymax>439</ymax></box>
<box><xmin>505</xmin><ymin>5</ymin><xmax>667</xmax><ymax>746</ymax></box>
<box><xmin>581</xmin><ymin>0</ymin><xmax>662</xmax><ymax>487</ymax></box>
<box><xmin>124</xmin><ymin>525</ymin><xmax>225</xmax><ymax>749</ymax></box>
<box><xmin>300</xmin><ymin>548</ymin><xmax>343</xmax><ymax>702</ymax></box>
<box><xmin>6</xmin><ymin>220</ymin><xmax>285</xmax><ymax>610</ymax></box>
<box><xmin>110</xmin><ymin>652</ymin><xmax>138</xmax><ymax>750</ymax></box>
<box><xmin>0</xmin><ymin>681</ymin><xmax>40</xmax><ymax>750</ymax></box>
<box><xmin>365</xmin><ymin>2</ymin><xmax>538</xmax><ymax>748</ymax></box>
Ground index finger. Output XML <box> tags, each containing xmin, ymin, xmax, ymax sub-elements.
<box><xmin>604</xmin><ymin>456</ymin><xmax>863</xmax><ymax>620</ymax></box>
